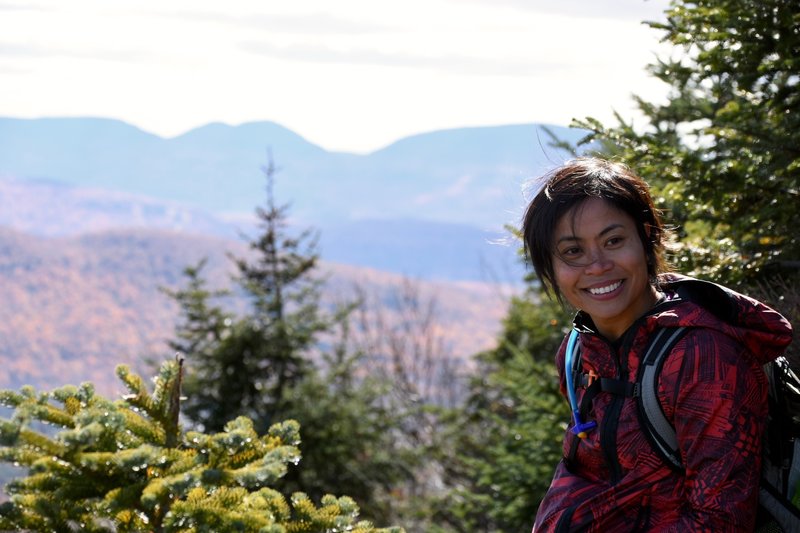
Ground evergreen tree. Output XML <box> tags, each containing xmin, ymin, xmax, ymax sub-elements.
<box><xmin>572</xmin><ymin>0</ymin><xmax>800</xmax><ymax>286</ymax></box>
<box><xmin>433</xmin><ymin>285</ymin><xmax>571</xmax><ymax>532</ymax></box>
<box><xmin>0</xmin><ymin>359</ymin><xmax>402</xmax><ymax>532</ymax></box>
<box><xmin>164</xmin><ymin>155</ymin><xmax>415</xmax><ymax>525</ymax></box>
<box><xmin>181</xmin><ymin>155</ymin><xmax>327</xmax><ymax>434</ymax></box>
<box><xmin>160</xmin><ymin>259</ymin><xmax>234</xmax><ymax>429</ymax></box>
<box><xmin>162</xmin><ymin>259</ymin><xmax>232</xmax><ymax>359</ymax></box>
<box><xmin>279</xmin><ymin>320</ymin><xmax>412</xmax><ymax>525</ymax></box>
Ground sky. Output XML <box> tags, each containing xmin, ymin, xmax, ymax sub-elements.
<box><xmin>0</xmin><ymin>0</ymin><xmax>674</xmax><ymax>154</ymax></box>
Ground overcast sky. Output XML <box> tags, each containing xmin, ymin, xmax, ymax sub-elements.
<box><xmin>0</xmin><ymin>0</ymin><xmax>673</xmax><ymax>153</ymax></box>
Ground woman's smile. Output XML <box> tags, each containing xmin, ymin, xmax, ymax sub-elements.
<box><xmin>585</xmin><ymin>279</ymin><xmax>624</xmax><ymax>296</ymax></box>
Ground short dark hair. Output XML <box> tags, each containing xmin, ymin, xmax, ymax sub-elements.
<box><xmin>522</xmin><ymin>157</ymin><xmax>669</xmax><ymax>301</ymax></box>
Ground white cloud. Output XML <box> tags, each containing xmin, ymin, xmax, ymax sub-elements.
<box><xmin>456</xmin><ymin>0</ymin><xmax>670</xmax><ymax>20</ymax></box>
<box><xmin>0</xmin><ymin>2</ymin><xmax>51</xmax><ymax>11</ymax></box>
<box><xmin>178</xmin><ymin>10</ymin><xmax>390</xmax><ymax>35</ymax></box>
<box><xmin>0</xmin><ymin>0</ymin><xmax>673</xmax><ymax>153</ymax></box>
<box><xmin>238</xmin><ymin>40</ymin><xmax>568</xmax><ymax>77</ymax></box>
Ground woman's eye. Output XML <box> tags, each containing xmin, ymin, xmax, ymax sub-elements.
<box><xmin>561</xmin><ymin>247</ymin><xmax>582</xmax><ymax>257</ymax></box>
<box><xmin>606</xmin><ymin>236</ymin><xmax>624</xmax><ymax>247</ymax></box>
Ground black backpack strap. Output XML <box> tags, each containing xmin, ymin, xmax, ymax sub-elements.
<box><xmin>597</xmin><ymin>378</ymin><xmax>638</xmax><ymax>397</ymax></box>
<box><xmin>565</xmin><ymin>335</ymin><xmax>640</xmax><ymax>466</ymax></box>
<box><xmin>636</xmin><ymin>326</ymin><xmax>690</xmax><ymax>471</ymax></box>
<box><xmin>761</xmin><ymin>357</ymin><xmax>800</xmax><ymax>529</ymax></box>
<box><xmin>757</xmin><ymin>478</ymin><xmax>800</xmax><ymax>533</ymax></box>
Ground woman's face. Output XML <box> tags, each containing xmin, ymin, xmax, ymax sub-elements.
<box><xmin>552</xmin><ymin>197</ymin><xmax>657</xmax><ymax>340</ymax></box>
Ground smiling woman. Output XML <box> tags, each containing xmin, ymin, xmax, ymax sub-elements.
<box><xmin>521</xmin><ymin>157</ymin><xmax>792</xmax><ymax>532</ymax></box>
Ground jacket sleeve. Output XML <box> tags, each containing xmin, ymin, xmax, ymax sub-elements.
<box><xmin>657</xmin><ymin>328</ymin><xmax>767</xmax><ymax>532</ymax></box>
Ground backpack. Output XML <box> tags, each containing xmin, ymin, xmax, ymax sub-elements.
<box><xmin>566</xmin><ymin>326</ymin><xmax>800</xmax><ymax>532</ymax></box>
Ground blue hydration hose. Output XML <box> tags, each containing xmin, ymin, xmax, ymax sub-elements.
<box><xmin>565</xmin><ymin>329</ymin><xmax>597</xmax><ymax>439</ymax></box>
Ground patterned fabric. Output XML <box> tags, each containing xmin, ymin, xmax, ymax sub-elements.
<box><xmin>533</xmin><ymin>275</ymin><xmax>793</xmax><ymax>532</ymax></box>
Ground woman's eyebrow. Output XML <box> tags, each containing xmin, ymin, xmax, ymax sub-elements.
<box><xmin>556</xmin><ymin>223</ymin><xmax>625</xmax><ymax>245</ymax></box>
<box><xmin>599</xmin><ymin>223</ymin><xmax>624</xmax><ymax>236</ymax></box>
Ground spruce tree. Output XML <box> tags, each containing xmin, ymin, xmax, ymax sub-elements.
<box><xmin>0</xmin><ymin>359</ymin><xmax>403</xmax><ymax>532</ymax></box>
<box><xmin>164</xmin><ymin>155</ymin><xmax>414</xmax><ymax>525</ymax></box>
<box><xmin>180</xmin><ymin>155</ymin><xmax>327</xmax><ymax>434</ymax></box>
<box><xmin>572</xmin><ymin>0</ymin><xmax>800</xmax><ymax>285</ymax></box>
<box><xmin>160</xmin><ymin>259</ymin><xmax>234</xmax><ymax>429</ymax></box>
<box><xmin>433</xmin><ymin>283</ymin><xmax>571</xmax><ymax>533</ymax></box>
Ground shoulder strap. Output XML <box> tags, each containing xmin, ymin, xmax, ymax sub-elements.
<box><xmin>637</xmin><ymin>326</ymin><xmax>690</xmax><ymax>470</ymax></box>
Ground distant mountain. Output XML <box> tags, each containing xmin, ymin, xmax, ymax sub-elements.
<box><xmin>320</xmin><ymin>218</ymin><xmax>521</xmax><ymax>282</ymax></box>
<box><xmin>0</xmin><ymin>119</ymin><xmax>523</xmax><ymax>432</ymax></box>
<box><xmin>0</xmin><ymin>117</ymin><xmax>586</xmax><ymax>229</ymax></box>
<box><xmin>0</xmin><ymin>175</ymin><xmax>523</xmax><ymax>282</ymax></box>
<box><xmin>0</xmin><ymin>227</ymin><xmax>509</xmax><ymax>395</ymax></box>
<box><xmin>0</xmin><ymin>117</ymin><xmax>583</xmax><ymax>281</ymax></box>
<box><xmin>0</xmin><ymin>176</ymin><xmax>234</xmax><ymax>237</ymax></box>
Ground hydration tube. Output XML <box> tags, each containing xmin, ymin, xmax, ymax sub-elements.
<box><xmin>565</xmin><ymin>329</ymin><xmax>597</xmax><ymax>439</ymax></box>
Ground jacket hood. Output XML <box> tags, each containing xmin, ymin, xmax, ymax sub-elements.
<box><xmin>653</xmin><ymin>274</ymin><xmax>793</xmax><ymax>365</ymax></box>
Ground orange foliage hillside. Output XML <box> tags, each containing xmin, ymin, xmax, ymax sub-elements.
<box><xmin>0</xmin><ymin>227</ymin><xmax>511</xmax><ymax>396</ymax></box>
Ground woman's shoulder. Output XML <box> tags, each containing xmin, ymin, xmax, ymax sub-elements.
<box><xmin>656</xmin><ymin>275</ymin><xmax>792</xmax><ymax>365</ymax></box>
<box><xmin>676</xmin><ymin>326</ymin><xmax>744</xmax><ymax>352</ymax></box>
<box><xmin>659</xmin><ymin>326</ymin><xmax>765</xmax><ymax>387</ymax></box>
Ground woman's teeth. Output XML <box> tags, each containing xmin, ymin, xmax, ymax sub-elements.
<box><xmin>588</xmin><ymin>281</ymin><xmax>622</xmax><ymax>295</ymax></box>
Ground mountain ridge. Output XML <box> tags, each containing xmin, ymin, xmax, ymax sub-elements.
<box><xmin>0</xmin><ymin>116</ymin><xmax>584</xmax><ymax>230</ymax></box>
<box><xmin>0</xmin><ymin>116</ymin><xmax>581</xmax><ymax>282</ymax></box>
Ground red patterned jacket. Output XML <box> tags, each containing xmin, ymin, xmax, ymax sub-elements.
<box><xmin>533</xmin><ymin>275</ymin><xmax>793</xmax><ymax>532</ymax></box>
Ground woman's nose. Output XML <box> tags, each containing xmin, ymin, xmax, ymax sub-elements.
<box><xmin>583</xmin><ymin>250</ymin><xmax>613</xmax><ymax>274</ymax></box>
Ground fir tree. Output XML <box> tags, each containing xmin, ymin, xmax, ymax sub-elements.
<box><xmin>180</xmin><ymin>154</ymin><xmax>328</xmax><ymax>434</ymax></box>
<box><xmin>433</xmin><ymin>286</ymin><xmax>570</xmax><ymax>532</ymax></box>
<box><xmin>162</xmin><ymin>259</ymin><xmax>232</xmax><ymax>361</ymax></box>
<box><xmin>0</xmin><ymin>359</ymin><xmax>403</xmax><ymax>533</ymax></box>
<box><xmin>572</xmin><ymin>0</ymin><xmax>800</xmax><ymax>286</ymax></box>
<box><xmin>160</xmin><ymin>259</ymin><xmax>234</xmax><ymax>429</ymax></box>
<box><xmin>164</xmin><ymin>155</ymin><xmax>415</xmax><ymax>525</ymax></box>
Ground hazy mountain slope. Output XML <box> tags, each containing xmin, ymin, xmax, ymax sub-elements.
<box><xmin>320</xmin><ymin>218</ymin><xmax>521</xmax><ymax>282</ymax></box>
<box><xmin>0</xmin><ymin>228</ymin><xmax>509</xmax><ymax>396</ymax></box>
<box><xmin>0</xmin><ymin>176</ymin><xmax>235</xmax><ymax>237</ymax></box>
<box><xmin>0</xmin><ymin>227</ymin><xmax>234</xmax><ymax>393</ymax></box>
<box><xmin>0</xmin><ymin>176</ymin><xmax>525</xmax><ymax>282</ymax></box>
<box><xmin>0</xmin><ymin>117</ymin><xmax>581</xmax><ymax>282</ymax></box>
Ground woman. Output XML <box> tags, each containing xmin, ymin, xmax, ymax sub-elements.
<box><xmin>522</xmin><ymin>158</ymin><xmax>793</xmax><ymax>531</ymax></box>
